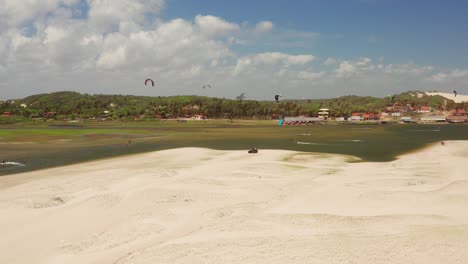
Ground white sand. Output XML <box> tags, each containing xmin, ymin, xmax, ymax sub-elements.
<box><xmin>1</xmin><ymin>142</ymin><xmax>468</xmax><ymax>264</ymax></box>
<box><xmin>426</xmin><ymin>92</ymin><xmax>468</xmax><ymax>103</ymax></box>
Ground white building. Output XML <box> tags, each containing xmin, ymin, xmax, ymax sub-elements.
<box><xmin>420</xmin><ymin>116</ymin><xmax>446</xmax><ymax>122</ymax></box>
<box><xmin>401</xmin><ymin>116</ymin><xmax>412</xmax><ymax>122</ymax></box>
<box><xmin>318</xmin><ymin>108</ymin><xmax>330</xmax><ymax>120</ymax></box>
<box><xmin>284</xmin><ymin>116</ymin><xmax>321</xmax><ymax>124</ymax></box>
<box><xmin>193</xmin><ymin>114</ymin><xmax>206</xmax><ymax>120</ymax></box>
<box><xmin>350</xmin><ymin>115</ymin><xmax>363</xmax><ymax>121</ymax></box>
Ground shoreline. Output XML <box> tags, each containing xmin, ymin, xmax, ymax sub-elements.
<box><xmin>1</xmin><ymin>141</ymin><xmax>468</xmax><ymax>263</ymax></box>
<box><xmin>0</xmin><ymin>140</ymin><xmax>460</xmax><ymax>190</ymax></box>
<box><xmin>1</xmin><ymin>134</ymin><xmax>461</xmax><ymax>180</ymax></box>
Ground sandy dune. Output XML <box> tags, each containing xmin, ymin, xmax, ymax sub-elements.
<box><xmin>426</xmin><ymin>92</ymin><xmax>468</xmax><ymax>103</ymax></box>
<box><xmin>1</xmin><ymin>142</ymin><xmax>468</xmax><ymax>264</ymax></box>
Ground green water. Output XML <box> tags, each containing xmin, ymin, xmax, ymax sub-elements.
<box><xmin>1</xmin><ymin>123</ymin><xmax>467</xmax><ymax>176</ymax></box>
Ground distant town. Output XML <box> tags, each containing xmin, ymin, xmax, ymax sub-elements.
<box><xmin>1</xmin><ymin>91</ymin><xmax>467</xmax><ymax>124</ymax></box>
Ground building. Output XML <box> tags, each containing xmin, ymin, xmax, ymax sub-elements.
<box><xmin>418</xmin><ymin>106</ymin><xmax>431</xmax><ymax>113</ymax></box>
<box><xmin>2</xmin><ymin>112</ymin><xmax>12</xmax><ymax>117</ymax></box>
<box><xmin>420</xmin><ymin>116</ymin><xmax>447</xmax><ymax>123</ymax></box>
<box><xmin>193</xmin><ymin>114</ymin><xmax>206</xmax><ymax>120</ymax></box>
<box><xmin>318</xmin><ymin>108</ymin><xmax>330</xmax><ymax>120</ymax></box>
<box><xmin>43</xmin><ymin>112</ymin><xmax>57</xmax><ymax>119</ymax></box>
<box><xmin>362</xmin><ymin>113</ymin><xmax>380</xmax><ymax>120</ymax></box>
<box><xmin>391</xmin><ymin>112</ymin><xmax>401</xmax><ymax>117</ymax></box>
<box><xmin>284</xmin><ymin>116</ymin><xmax>321</xmax><ymax>125</ymax></box>
<box><xmin>350</xmin><ymin>113</ymin><xmax>363</xmax><ymax>121</ymax></box>
<box><xmin>350</xmin><ymin>112</ymin><xmax>379</xmax><ymax>121</ymax></box>
<box><xmin>401</xmin><ymin>116</ymin><xmax>413</xmax><ymax>123</ymax></box>
<box><xmin>451</xmin><ymin>109</ymin><xmax>468</xmax><ymax>116</ymax></box>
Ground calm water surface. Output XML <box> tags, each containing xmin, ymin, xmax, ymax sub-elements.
<box><xmin>1</xmin><ymin>124</ymin><xmax>467</xmax><ymax>176</ymax></box>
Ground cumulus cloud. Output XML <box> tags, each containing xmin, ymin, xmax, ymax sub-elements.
<box><xmin>249</xmin><ymin>52</ymin><xmax>315</xmax><ymax>65</ymax></box>
<box><xmin>195</xmin><ymin>15</ymin><xmax>239</xmax><ymax>36</ymax></box>
<box><xmin>0</xmin><ymin>0</ymin><xmax>80</xmax><ymax>29</ymax></box>
<box><xmin>88</xmin><ymin>0</ymin><xmax>164</xmax><ymax>31</ymax></box>
<box><xmin>254</xmin><ymin>21</ymin><xmax>274</xmax><ymax>33</ymax></box>
<box><xmin>324</xmin><ymin>57</ymin><xmax>338</xmax><ymax>65</ymax></box>
<box><xmin>233</xmin><ymin>52</ymin><xmax>315</xmax><ymax>76</ymax></box>
<box><xmin>297</xmin><ymin>71</ymin><xmax>326</xmax><ymax>80</ymax></box>
<box><xmin>0</xmin><ymin>0</ymin><xmax>467</xmax><ymax>100</ymax></box>
<box><xmin>429</xmin><ymin>69</ymin><xmax>468</xmax><ymax>82</ymax></box>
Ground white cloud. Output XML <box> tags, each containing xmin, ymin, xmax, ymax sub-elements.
<box><xmin>233</xmin><ymin>52</ymin><xmax>315</xmax><ymax>76</ymax></box>
<box><xmin>44</xmin><ymin>26</ymin><xmax>67</xmax><ymax>44</ymax></box>
<box><xmin>297</xmin><ymin>71</ymin><xmax>326</xmax><ymax>80</ymax></box>
<box><xmin>429</xmin><ymin>73</ymin><xmax>447</xmax><ymax>82</ymax></box>
<box><xmin>336</xmin><ymin>61</ymin><xmax>357</xmax><ymax>77</ymax></box>
<box><xmin>97</xmin><ymin>46</ymin><xmax>127</xmax><ymax>69</ymax></box>
<box><xmin>356</xmin><ymin>57</ymin><xmax>371</xmax><ymax>66</ymax></box>
<box><xmin>0</xmin><ymin>0</ymin><xmax>80</xmax><ymax>29</ymax></box>
<box><xmin>0</xmin><ymin>0</ymin><xmax>467</xmax><ymax>100</ymax></box>
<box><xmin>324</xmin><ymin>57</ymin><xmax>338</xmax><ymax>65</ymax></box>
<box><xmin>429</xmin><ymin>69</ymin><xmax>468</xmax><ymax>82</ymax></box>
<box><xmin>194</xmin><ymin>15</ymin><xmax>239</xmax><ymax>36</ymax></box>
<box><xmin>88</xmin><ymin>0</ymin><xmax>164</xmax><ymax>32</ymax></box>
<box><xmin>254</xmin><ymin>21</ymin><xmax>274</xmax><ymax>33</ymax></box>
<box><xmin>252</xmin><ymin>52</ymin><xmax>315</xmax><ymax>65</ymax></box>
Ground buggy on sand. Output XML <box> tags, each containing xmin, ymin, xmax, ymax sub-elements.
<box><xmin>248</xmin><ymin>148</ymin><xmax>258</xmax><ymax>154</ymax></box>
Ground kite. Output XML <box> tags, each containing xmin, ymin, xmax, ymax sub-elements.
<box><xmin>145</xmin><ymin>79</ymin><xmax>154</xmax><ymax>87</ymax></box>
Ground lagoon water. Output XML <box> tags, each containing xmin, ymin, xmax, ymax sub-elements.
<box><xmin>1</xmin><ymin>123</ymin><xmax>467</xmax><ymax>176</ymax></box>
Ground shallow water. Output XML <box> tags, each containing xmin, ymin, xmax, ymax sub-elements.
<box><xmin>1</xmin><ymin>123</ymin><xmax>467</xmax><ymax>176</ymax></box>
<box><xmin>0</xmin><ymin>162</ymin><xmax>25</xmax><ymax>167</ymax></box>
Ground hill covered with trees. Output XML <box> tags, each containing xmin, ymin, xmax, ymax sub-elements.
<box><xmin>0</xmin><ymin>91</ymin><xmax>465</xmax><ymax>121</ymax></box>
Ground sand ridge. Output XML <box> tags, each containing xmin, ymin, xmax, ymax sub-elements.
<box><xmin>1</xmin><ymin>142</ymin><xmax>468</xmax><ymax>263</ymax></box>
<box><xmin>426</xmin><ymin>92</ymin><xmax>468</xmax><ymax>103</ymax></box>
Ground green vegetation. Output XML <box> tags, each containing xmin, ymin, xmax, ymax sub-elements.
<box><xmin>2</xmin><ymin>91</ymin><xmax>467</xmax><ymax>176</ymax></box>
<box><xmin>1</xmin><ymin>91</ymin><xmax>466</xmax><ymax>123</ymax></box>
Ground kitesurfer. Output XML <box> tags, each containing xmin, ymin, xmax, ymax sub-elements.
<box><xmin>275</xmin><ymin>94</ymin><xmax>281</xmax><ymax>103</ymax></box>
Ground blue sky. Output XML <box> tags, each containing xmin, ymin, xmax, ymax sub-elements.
<box><xmin>164</xmin><ymin>0</ymin><xmax>468</xmax><ymax>68</ymax></box>
<box><xmin>1</xmin><ymin>0</ymin><xmax>467</xmax><ymax>100</ymax></box>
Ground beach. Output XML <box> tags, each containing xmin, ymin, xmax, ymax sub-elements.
<box><xmin>1</xmin><ymin>142</ymin><xmax>467</xmax><ymax>264</ymax></box>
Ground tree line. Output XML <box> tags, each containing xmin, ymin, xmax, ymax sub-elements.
<box><xmin>0</xmin><ymin>91</ymin><xmax>466</xmax><ymax>121</ymax></box>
